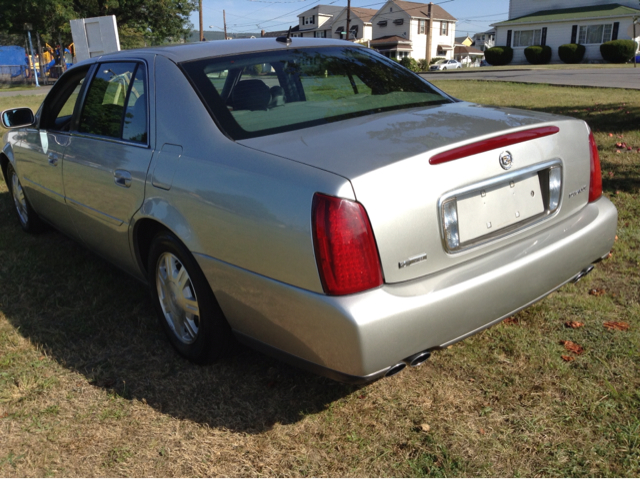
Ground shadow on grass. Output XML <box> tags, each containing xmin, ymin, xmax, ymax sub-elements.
<box><xmin>530</xmin><ymin>103</ymin><xmax>640</xmax><ymax>135</ymax></box>
<box><xmin>0</xmin><ymin>192</ymin><xmax>355</xmax><ymax>433</ymax></box>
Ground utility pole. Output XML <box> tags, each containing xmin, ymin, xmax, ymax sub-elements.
<box><xmin>425</xmin><ymin>2</ymin><xmax>433</xmax><ymax>65</ymax></box>
<box><xmin>346</xmin><ymin>0</ymin><xmax>352</xmax><ymax>41</ymax></box>
<box><xmin>224</xmin><ymin>10</ymin><xmax>228</xmax><ymax>40</ymax></box>
<box><xmin>199</xmin><ymin>0</ymin><xmax>204</xmax><ymax>41</ymax></box>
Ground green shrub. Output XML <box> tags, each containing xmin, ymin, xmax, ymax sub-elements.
<box><xmin>484</xmin><ymin>46</ymin><xmax>513</xmax><ymax>66</ymax></box>
<box><xmin>558</xmin><ymin>43</ymin><xmax>586</xmax><ymax>64</ymax></box>
<box><xmin>600</xmin><ymin>40</ymin><xmax>638</xmax><ymax>63</ymax></box>
<box><xmin>524</xmin><ymin>45</ymin><xmax>552</xmax><ymax>64</ymax></box>
<box><xmin>417</xmin><ymin>58</ymin><xmax>430</xmax><ymax>71</ymax></box>
<box><xmin>429</xmin><ymin>56</ymin><xmax>446</xmax><ymax>65</ymax></box>
<box><xmin>399</xmin><ymin>57</ymin><xmax>420</xmax><ymax>72</ymax></box>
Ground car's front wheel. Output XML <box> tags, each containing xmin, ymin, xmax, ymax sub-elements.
<box><xmin>7</xmin><ymin>163</ymin><xmax>45</xmax><ymax>233</ymax></box>
<box><xmin>148</xmin><ymin>231</ymin><xmax>235</xmax><ymax>363</ymax></box>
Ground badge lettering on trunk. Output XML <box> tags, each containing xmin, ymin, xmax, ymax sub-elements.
<box><xmin>399</xmin><ymin>253</ymin><xmax>428</xmax><ymax>269</ymax></box>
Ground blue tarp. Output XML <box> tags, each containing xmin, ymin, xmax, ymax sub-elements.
<box><xmin>0</xmin><ymin>46</ymin><xmax>26</xmax><ymax>66</ymax></box>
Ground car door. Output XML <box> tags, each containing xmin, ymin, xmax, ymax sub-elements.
<box><xmin>63</xmin><ymin>60</ymin><xmax>153</xmax><ymax>275</ymax></box>
<box><xmin>13</xmin><ymin>66</ymin><xmax>91</xmax><ymax>237</ymax></box>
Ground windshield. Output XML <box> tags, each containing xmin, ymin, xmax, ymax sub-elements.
<box><xmin>181</xmin><ymin>46</ymin><xmax>453</xmax><ymax>140</ymax></box>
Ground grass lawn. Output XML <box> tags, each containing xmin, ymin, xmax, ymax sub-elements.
<box><xmin>0</xmin><ymin>82</ymin><xmax>638</xmax><ymax>477</ymax></box>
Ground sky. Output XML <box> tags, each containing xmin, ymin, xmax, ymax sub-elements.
<box><xmin>191</xmin><ymin>0</ymin><xmax>510</xmax><ymax>38</ymax></box>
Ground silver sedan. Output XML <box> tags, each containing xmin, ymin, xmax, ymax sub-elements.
<box><xmin>1</xmin><ymin>38</ymin><xmax>617</xmax><ymax>383</ymax></box>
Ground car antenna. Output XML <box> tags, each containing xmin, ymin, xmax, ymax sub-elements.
<box><xmin>276</xmin><ymin>27</ymin><xmax>292</xmax><ymax>45</ymax></box>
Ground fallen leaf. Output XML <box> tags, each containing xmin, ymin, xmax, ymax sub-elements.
<box><xmin>421</xmin><ymin>423</ymin><xmax>431</xmax><ymax>432</ymax></box>
<box><xmin>608</xmin><ymin>133</ymin><xmax>614</xmax><ymax>137</ymax></box>
<box><xmin>479</xmin><ymin>428</ymin><xmax>486</xmax><ymax>435</ymax></box>
<box><xmin>616</xmin><ymin>150</ymin><xmax>621</xmax><ymax>154</ymax></box>
<box><xmin>561</xmin><ymin>355</ymin><xmax>575</xmax><ymax>362</ymax></box>
<box><xmin>565</xmin><ymin>321</ymin><xmax>584</xmax><ymax>329</ymax></box>
<box><xmin>503</xmin><ymin>317</ymin><xmax>519</xmax><ymax>326</ymax></box>
<box><xmin>603</xmin><ymin>321</ymin><xmax>629</xmax><ymax>331</ymax></box>
<box><xmin>38</xmin><ymin>356</ymin><xmax>46</xmax><ymax>361</ymax></box>
<box><xmin>560</xmin><ymin>340</ymin><xmax>584</xmax><ymax>355</ymax></box>
<box><xmin>608</xmin><ymin>171</ymin><xmax>614</xmax><ymax>178</ymax></box>
<box><xmin>589</xmin><ymin>288</ymin><xmax>606</xmax><ymax>296</ymax></box>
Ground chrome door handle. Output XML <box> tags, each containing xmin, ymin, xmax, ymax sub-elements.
<box><xmin>47</xmin><ymin>153</ymin><xmax>58</xmax><ymax>166</ymax></box>
<box><xmin>114</xmin><ymin>169</ymin><xmax>132</xmax><ymax>188</ymax></box>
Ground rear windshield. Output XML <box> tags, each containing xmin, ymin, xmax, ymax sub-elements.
<box><xmin>181</xmin><ymin>46</ymin><xmax>453</xmax><ymax>140</ymax></box>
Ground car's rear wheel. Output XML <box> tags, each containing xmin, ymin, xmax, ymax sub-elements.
<box><xmin>7</xmin><ymin>163</ymin><xmax>45</xmax><ymax>233</ymax></box>
<box><xmin>148</xmin><ymin>231</ymin><xmax>235</xmax><ymax>363</ymax></box>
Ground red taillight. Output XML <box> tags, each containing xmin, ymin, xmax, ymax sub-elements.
<box><xmin>588</xmin><ymin>130</ymin><xmax>602</xmax><ymax>203</ymax></box>
<box><xmin>312</xmin><ymin>193</ymin><xmax>383</xmax><ymax>296</ymax></box>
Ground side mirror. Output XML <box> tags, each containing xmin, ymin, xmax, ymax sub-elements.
<box><xmin>1</xmin><ymin>108</ymin><xmax>35</xmax><ymax>129</ymax></box>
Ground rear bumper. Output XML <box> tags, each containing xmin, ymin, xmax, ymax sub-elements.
<box><xmin>195</xmin><ymin>196</ymin><xmax>617</xmax><ymax>381</ymax></box>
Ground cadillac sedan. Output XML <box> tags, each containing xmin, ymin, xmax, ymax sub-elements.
<box><xmin>1</xmin><ymin>38</ymin><xmax>617</xmax><ymax>383</ymax></box>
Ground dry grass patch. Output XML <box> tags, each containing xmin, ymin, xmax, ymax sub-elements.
<box><xmin>1</xmin><ymin>82</ymin><xmax>639</xmax><ymax>476</ymax></box>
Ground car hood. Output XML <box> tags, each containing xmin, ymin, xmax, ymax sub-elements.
<box><xmin>237</xmin><ymin>101</ymin><xmax>562</xmax><ymax>180</ymax></box>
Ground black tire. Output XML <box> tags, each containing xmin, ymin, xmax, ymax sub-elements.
<box><xmin>147</xmin><ymin>231</ymin><xmax>235</xmax><ymax>363</ymax></box>
<box><xmin>6</xmin><ymin>163</ymin><xmax>46</xmax><ymax>233</ymax></box>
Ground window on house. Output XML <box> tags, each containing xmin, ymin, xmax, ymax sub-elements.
<box><xmin>301</xmin><ymin>16</ymin><xmax>304</xmax><ymax>25</ymax></box>
<box><xmin>419</xmin><ymin>20</ymin><xmax>426</xmax><ymax>34</ymax></box>
<box><xmin>578</xmin><ymin>24</ymin><xmax>613</xmax><ymax>44</ymax></box>
<box><xmin>513</xmin><ymin>29</ymin><xmax>541</xmax><ymax>47</ymax></box>
<box><xmin>441</xmin><ymin>22</ymin><xmax>448</xmax><ymax>36</ymax></box>
<box><xmin>394</xmin><ymin>19</ymin><xmax>404</xmax><ymax>25</ymax></box>
<box><xmin>314</xmin><ymin>31</ymin><xmax>326</xmax><ymax>38</ymax></box>
<box><xmin>377</xmin><ymin>20</ymin><xmax>387</xmax><ymax>27</ymax></box>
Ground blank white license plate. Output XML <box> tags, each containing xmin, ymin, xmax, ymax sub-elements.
<box><xmin>457</xmin><ymin>173</ymin><xmax>544</xmax><ymax>243</ymax></box>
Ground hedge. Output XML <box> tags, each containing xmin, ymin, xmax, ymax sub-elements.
<box><xmin>484</xmin><ymin>46</ymin><xmax>513</xmax><ymax>66</ymax></box>
<box><xmin>558</xmin><ymin>43</ymin><xmax>586</xmax><ymax>64</ymax></box>
<box><xmin>399</xmin><ymin>57</ymin><xmax>420</xmax><ymax>72</ymax></box>
<box><xmin>600</xmin><ymin>40</ymin><xmax>638</xmax><ymax>63</ymax></box>
<box><xmin>524</xmin><ymin>45</ymin><xmax>552</xmax><ymax>64</ymax></box>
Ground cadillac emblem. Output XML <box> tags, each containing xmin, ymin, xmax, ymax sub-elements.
<box><xmin>499</xmin><ymin>151</ymin><xmax>513</xmax><ymax>170</ymax></box>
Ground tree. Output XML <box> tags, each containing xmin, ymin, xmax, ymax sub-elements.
<box><xmin>0</xmin><ymin>0</ymin><xmax>197</xmax><ymax>48</ymax></box>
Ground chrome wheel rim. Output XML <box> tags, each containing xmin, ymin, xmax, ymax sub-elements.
<box><xmin>156</xmin><ymin>252</ymin><xmax>200</xmax><ymax>344</ymax></box>
<box><xmin>11</xmin><ymin>170</ymin><xmax>28</xmax><ymax>226</ymax></box>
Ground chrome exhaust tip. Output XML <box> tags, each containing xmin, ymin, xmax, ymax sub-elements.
<box><xmin>385</xmin><ymin>362</ymin><xmax>406</xmax><ymax>377</ymax></box>
<box><xmin>407</xmin><ymin>351</ymin><xmax>431</xmax><ymax>367</ymax></box>
<box><xmin>571</xmin><ymin>264</ymin><xmax>595</xmax><ymax>284</ymax></box>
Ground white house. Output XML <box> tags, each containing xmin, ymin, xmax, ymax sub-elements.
<box><xmin>370</xmin><ymin>1</ymin><xmax>457</xmax><ymax>61</ymax></box>
<box><xmin>293</xmin><ymin>5</ymin><xmax>344</xmax><ymax>38</ymax></box>
<box><xmin>472</xmin><ymin>30</ymin><xmax>495</xmax><ymax>51</ymax></box>
<box><xmin>330</xmin><ymin>7</ymin><xmax>378</xmax><ymax>41</ymax></box>
<box><xmin>492</xmin><ymin>1</ymin><xmax>640</xmax><ymax>63</ymax></box>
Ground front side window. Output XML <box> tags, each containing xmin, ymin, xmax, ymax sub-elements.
<box><xmin>418</xmin><ymin>20</ymin><xmax>426</xmax><ymax>34</ymax></box>
<box><xmin>39</xmin><ymin>66</ymin><xmax>90</xmax><ymax>131</ymax></box>
<box><xmin>513</xmin><ymin>29</ymin><xmax>541</xmax><ymax>47</ymax></box>
<box><xmin>78</xmin><ymin>62</ymin><xmax>147</xmax><ymax>142</ymax></box>
<box><xmin>182</xmin><ymin>47</ymin><xmax>452</xmax><ymax>140</ymax></box>
<box><xmin>441</xmin><ymin>21</ymin><xmax>448</xmax><ymax>36</ymax></box>
<box><xmin>578</xmin><ymin>24</ymin><xmax>613</xmax><ymax>44</ymax></box>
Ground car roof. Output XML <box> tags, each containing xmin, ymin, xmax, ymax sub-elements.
<box><xmin>84</xmin><ymin>38</ymin><xmax>362</xmax><ymax>64</ymax></box>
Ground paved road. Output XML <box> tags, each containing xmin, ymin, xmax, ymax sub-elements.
<box><xmin>0</xmin><ymin>85</ymin><xmax>52</xmax><ymax>97</ymax></box>
<box><xmin>421</xmin><ymin>67</ymin><xmax>640</xmax><ymax>90</ymax></box>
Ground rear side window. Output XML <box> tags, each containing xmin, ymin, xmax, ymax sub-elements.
<box><xmin>181</xmin><ymin>46</ymin><xmax>452</xmax><ymax>140</ymax></box>
<box><xmin>79</xmin><ymin>62</ymin><xmax>148</xmax><ymax>143</ymax></box>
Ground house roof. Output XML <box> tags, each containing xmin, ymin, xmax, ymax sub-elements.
<box><xmin>347</xmin><ymin>7</ymin><xmax>379</xmax><ymax>23</ymax></box>
<box><xmin>455</xmin><ymin>36</ymin><xmax>470</xmax><ymax>43</ymax></box>
<box><xmin>375</xmin><ymin>1</ymin><xmax>457</xmax><ymax>22</ymax></box>
<box><xmin>454</xmin><ymin>45</ymin><xmax>484</xmax><ymax>55</ymax></box>
<box><xmin>298</xmin><ymin>5</ymin><xmax>344</xmax><ymax>18</ymax></box>
<box><xmin>493</xmin><ymin>3</ymin><xmax>640</xmax><ymax>26</ymax></box>
<box><xmin>371</xmin><ymin>35</ymin><xmax>413</xmax><ymax>45</ymax></box>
